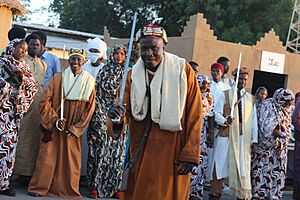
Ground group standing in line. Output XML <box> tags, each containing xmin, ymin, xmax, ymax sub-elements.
<box><xmin>0</xmin><ymin>24</ymin><xmax>297</xmax><ymax>200</ymax></box>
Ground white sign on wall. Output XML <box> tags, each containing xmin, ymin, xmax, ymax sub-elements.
<box><xmin>260</xmin><ymin>51</ymin><xmax>285</xmax><ymax>74</ymax></box>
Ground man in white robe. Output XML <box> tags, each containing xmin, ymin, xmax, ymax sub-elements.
<box><xmin>207</xmin><ymin>63</ymin><xmax>231</xmax><ymax>199</ymax></box>
<box><xmin>209</xmin><ymin>67</ymin><xmax>258</xmax><ymax>200</ymax></box>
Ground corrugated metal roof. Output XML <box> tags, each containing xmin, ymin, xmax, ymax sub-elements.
<box><xmin>13</xmin><ymin>22</ymin><xmax>104</xmax><ymax>39</ymax></box>
<box><xmin>12</xmin><ymin>22</ymin><xmax>114</xmax><ymax>50</ymax></box>
<box><xmin>40</xmin><ymin>34</ymin><xmax>87</xmax><ymax>50</ymax></box>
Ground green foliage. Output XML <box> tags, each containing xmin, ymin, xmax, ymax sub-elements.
<box><xmin>50</xmin><ymin>0</ymin><xmax>160</xmax><ymax>37</ymax></box>
<box><xmin>50</xmin><ymin>0</ymin><xmax>294</xmax><ymax>44</ymax></box>
<box><xmin>14</xmin><ymin>0</ymin><xmax>32</xmax><ymax>22</ymax></box>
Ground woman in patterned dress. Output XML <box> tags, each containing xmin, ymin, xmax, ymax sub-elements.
<box><xmin>87</xmin><ymin>44</ymin><xmax>128</xmax><ymax>198</ymax></box>
<box><xmin>251</xmin><ymin>88</ymin><xmax>294</xmax><ymax>200</ymax></box>
<box><xmin>0</xmin><ymin>39</ymin><xmax>38</xmax><ymax>196</ymax></box>
<box><xmin>190</xmin><ymin>74</ymin><xmax>214</xmax><ymax>200</ymax></box>
<box><xmin>255</xmin><ymin>86</ymin><xmax>268</xmax><ymax>110</ymax></box>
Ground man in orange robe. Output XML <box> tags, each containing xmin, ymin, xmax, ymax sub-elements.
<box><xmin>107</xmin><ymin>24</ymin><xmax>203</xmax><ymax>200</ymax></box>
<box><xmin>28</xmin><ymin>49</ymin><xmax>96</xmax><ymax>198</ymax></box>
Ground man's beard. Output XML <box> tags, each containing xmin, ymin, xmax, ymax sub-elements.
<box><xmin>29</xmin><ymin>50</ymin><xmax>38</xmax><ymax>58</ymax></box>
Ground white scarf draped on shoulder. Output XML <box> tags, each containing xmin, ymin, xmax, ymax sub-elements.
<box><xmin>63</xmin><ymin>67</ymin><xmax>95</xmax><ymax>101</ymax></box>
<box><xmin>130</xmin><ymin>52</ymin><xmax>187</xmax><ymax>132</ymax></box>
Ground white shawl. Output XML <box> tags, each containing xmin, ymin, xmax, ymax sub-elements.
<box><xmin>63</xmin><ymin>67</ymin><xmax>95</xmax><ymax>101</ymax></box>
<box><xmin>130</xmin><ymin>52</ymin><xmax>187</xmax><ymax>131</ymax></box>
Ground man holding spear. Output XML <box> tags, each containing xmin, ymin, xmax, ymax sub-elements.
<box><xmin>106</xmin><ymin>23</ymin><xmax>203</xmax><ymax>200</ymax></box>
<box><xmin>209</xmin><ymin>54</ymin><xmax>258</xmax><ymax>200</ymax></box>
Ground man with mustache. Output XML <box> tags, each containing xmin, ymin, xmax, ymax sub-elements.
<box><xmin>106</xmin><ymin>24</ymin><xmax>202</xmax><ymax>200</ymax></box>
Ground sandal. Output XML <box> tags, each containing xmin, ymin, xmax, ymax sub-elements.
<box><xmin>112</xmin><ymin>191</ymin><xmax>120</xmax><ymax>198</ymax></box>
<box><xmin>88</xmin><ymin>189</ymin><xmax>98</xmax><ymax>199</ymax></box>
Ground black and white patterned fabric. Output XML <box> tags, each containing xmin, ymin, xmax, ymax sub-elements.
<box><xmin>0</xmin><ymin>40</ymin><xmax>38</xmax><ymax>190</ymax></box>
<box><xmin>86</xmin><ymin>45</ymin><xmax>128</xmax><ymax>197</ymax></box>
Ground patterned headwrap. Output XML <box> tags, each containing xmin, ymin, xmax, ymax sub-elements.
<box><xmin>273</xmin><ymin>88</ymin><xmax>294</xmax><ymax>107</ymax></box>
<box><xmin>210</xmin><ymin>63</ymin><xmax>224</xmax><ymax>74</ymax></box>
<box><xmin>111</xmin><ymin>44</ymin><xmax>127</xmax><ymax>63</ymax></box>
<box><xmin>1</xmin><ymin>38</ymin><xmax>32</xmax><ymax>88</ymax></box>
<box><xmin>136</xmin><ymin>24</ymin><xmax>168</xmax><ymax>44</ymax></box>
<box><xmin>5</xmin><ymin>38</ymin><xmax>23</xmax><ymax>56</ymax></box>
<box><xmin>197</xmin><ymin>74</ymin><xmax>211</xmax><ymax>87</ymax></box>
<box><xmin>255</xmin><ymin>86</ymin><xmax>268</xmax><ymax>98</ymax></box>
<box><xmin>197</xmin><ymin>74</ymin><xmax>213</xmax><ymax>118</ymax></box>
<box><xmin>69</xmin><ymin>48</ymin><xmax>86</xmax><ymax>59</ymax></box>
<box><xmin>257</xmin><ymin>88</ymin><xmax>294</xmax><ymax>140</ymax></box>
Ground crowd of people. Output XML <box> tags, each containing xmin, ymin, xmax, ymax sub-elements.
<box><xmin>0</xmin><ymin>24</ymin><xmax>298</xmax><ymax>200</ymax></box>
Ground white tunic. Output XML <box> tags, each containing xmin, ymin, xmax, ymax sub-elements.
<box><xmin>208</xmin><ymin>87</ymin><xmax>258</xmax><ymax>180</ymax></box>
<box><xmin>207</xmin><ymin>80</ymin><xmax>231</xmax><ymax>180</ymax></box>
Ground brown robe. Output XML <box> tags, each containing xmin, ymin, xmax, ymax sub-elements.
<box><xmin>28</xmin><ymin>72</ymin><xmax>96</xmax><ymax>198</ymax></box>
<box><xmin>14</xmin><ymin>55</ymin><xmax>47</xmax><ymax>176</ymax></box>
<box><xmin>107</xmin><ymin>62</ymin><xmax>202</xmax><ymax>200</ymax></box>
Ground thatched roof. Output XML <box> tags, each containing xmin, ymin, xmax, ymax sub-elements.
<box><xmin>0</xmin><ymin>0</ymin><xmax>25</xmax><ymax>16</ymax></box>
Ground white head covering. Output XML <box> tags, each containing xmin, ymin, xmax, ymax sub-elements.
<box><xmin>86</xmin><ymin>37</ymin><xmax>107</xmax><ymax>62</ymax></box>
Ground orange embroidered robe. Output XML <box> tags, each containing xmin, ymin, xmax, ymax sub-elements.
<box><xmin>107</xmin><ymin>63</ymin><xmax>202</xmax><ymax>200</ymax></box>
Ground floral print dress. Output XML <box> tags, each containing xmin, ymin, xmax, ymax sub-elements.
<box><xmin>87</xmin><ymin>57</ymin><xmax>128</xmax><ymax>197</ymax></box>
<box><xmin>251</xmin><ymin>88</ymin><xmax>293</xmax><ymax>200</ymax></box>
<box><xmin>0</xmin><ymin>47</ymin><xmax>38</xmax><ymax>190</ymax></box>
<box><xmin>190</xmin><ymin>86</ymin><xmax>214</xmax><ymax>200</ymax></box>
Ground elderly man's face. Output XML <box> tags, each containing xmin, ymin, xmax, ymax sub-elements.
<box><xmin>140</xmin><ymin>37</ymin><xmax>164</xmax><ymax>69</ymax></box>
<box><xmin>69</xmin><ymin>55</ymin><xmax>85</xmax><ymax>75</ymax></box>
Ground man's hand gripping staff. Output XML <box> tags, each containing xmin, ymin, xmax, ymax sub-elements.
<box><xmin>108</xmin><ymin>12</ymin><xmax>138</xmax><ymax>123</ymax></box>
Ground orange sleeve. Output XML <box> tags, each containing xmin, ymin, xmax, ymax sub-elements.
<box><xmin>178</xmin><ymin>62</ymin><xmax>203</xmax><ymax>164</ymax></box>
<box><xmin>39</xmin><ymin>73</ymin><xmax>61</xmax><ymax>132</ymax></box>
